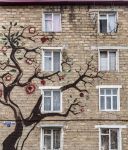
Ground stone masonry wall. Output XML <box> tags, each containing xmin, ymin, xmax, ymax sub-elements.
<box><xmin>0</xmin><ymin>4</ymin><xmax>128</xmax><ymax>150</ymax></box>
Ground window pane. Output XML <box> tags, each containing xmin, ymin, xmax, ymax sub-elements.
<box><xmin>53</xmin><ymin>52</ymin><xmax>60</xmax><ymax>71</ymax></box>
<box><xmin>101</xmin><ymin>135</ymin><xmax>109</xmax><ymax>150</ymax></box>
<box><xmin>53</xmin><ymin>91</ymin><xmax>60</xmax><ymax>111</ymax></box>
<box><xmin>106</xmin><ymin>96</ymin><xmax>111</xmax><ymax>109</ymax></box>
<box><xmin>44</xmin><ymin>56</ymin><xmax>52</xmax><ymax>71</ymax></box>
<box><xmin>44</xmin><ymin>97</ymin><xmax>51</xmax><ymax>111</ymax></box>
<box><xmin>100</xmin><ymin>96</ymin><xmax>105</xmax><ymax>110</ymax></box>
<box><xmin>44</xmin><ymin>51</ymin><xmax>52</xmax><ymax>57</ymax></box>
<box><xmin>110</xmin><ymin>129</ymin><xmax>118</xmax><ymax>149</ymax></box>
<box><xmin>45</xmin><ymin>14</ymin><xmax>52</xmax><ymax>20</ymax></box>
<box><xmin>45</xmin><ymin>20</ymin><xmax>52</xmax><ymax>32</ymax></box>
<box><xmin>101</xmin><ymin>128</ymin><xmax>109</xmax><ymax>134</ymax></box>
<box><xmin>108</xmin><ymin>14</ymin><xmax>116</xmax><ymax>32</ymax></box>
<box><xmin>112</xmin><ymin>88</ymin><xmax>117</xmax><ymax>95</ymax></box>
<box><xmin>44</xmin><ymin>135</ymin><xmax>51</xmax><ymax>149</ymax></box>
<box><xmin>106</xmin><ymin>89</ymin><xmax>111</xmax><ymax>95</ymax></box>
<box><xmin>113</xmin><ymin>96</ymin><xmax>117</xmax><ymax>110</ymax></box>
<box><xmin>100</xmin><ymin>88</ymin><xmax>105</xmax><ymax>95</ymax></box>
<box><xmin>44</xmin><ymin>91</ymin><xmax>51</xmax><ymax>97</ymax></box>
<box><xmin>100</xmin><ymin>51</ymin><xmax>108</xmax><ymax>71</ymax></box>
<box><xmin>44</xmin><ymin>129</ymin><xmax>51</xmax><ymax>134</ymax></box>
<box><xmin>53</xmin><ymin>14</ymin><xmax>61</xmax><ymax>32</ymax></box>
<box><xmin>53</xmin><ymin>129</ymin><xmax>61</xmax><ymax>149</ymax></box>
<box><xmin>100</xmin><ymin>14</ymin><xmax>107</xmax><ymax>19</ymax></box>
<box><xmin>109</xmin><ymin>51</ymin><xmax>116</xmax><ymax>71</ymax></box>
<box><xmin>100</xmin><ymin>20</ymin><xmax>107</xmax><ymax>33</ymax></box>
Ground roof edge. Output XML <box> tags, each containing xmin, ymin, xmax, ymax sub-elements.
<box><xmin>0</xmin><ymin>0</ymin><xmax>128</xmax><ymax>6</ymax></box>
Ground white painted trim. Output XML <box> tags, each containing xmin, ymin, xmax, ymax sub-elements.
<box><xmin>40</xmin><ymin>126</ymin><xmax>63</xmax><ymax>150</ymax></box>
<box><xmin>38</xmin><ymin>124</ymin><xmax>64</xmax><ymax>128</ymax></box>
<box><xmin>39</xmin><ymin>86</ymin><xmax>61</xmax><ymax>90</ymax></box>
<box><xmin>96</xmin><ymin>85</ymin><xmax>122</xmax><ymax>89</ymax></box>
<box><xmin>91</xmin><ymin>45</ymin><xmax>128</xmax><ymax>50</ymax></box>
<box><xmin>95</xmin><ymin>125</ymin><xmax>127</xmax><ymax>128</ymax></box>
<box><xmin>40</xmin><ymin>128</ymin><xmax>43</xmax><ymax>150</ymax></box>
<box><xmin>40</xmin><ymin>87</ymin><xmax>62</xmax><ymax>113</ymax></box>
<box><xmin>42</xmin><ymin>13</ymin><xmax>62</xmax><ymax>32</ymax></box>
<box><xmin>89</xmin><ymin>9</ymin><xmax>123</xmax><ymax>12</ymax></box>
<box><xmin>42</xmin><ymin>47</ymin><xmax>63</xmax><ymax>51</ymax></box>
<box><xmin>98</xmin><ymin>49</ymin><xmax>119</xmax><ymax>72</ymax></box>
<box><xmin>97</xmin><ymin>85</ymin><xmax>122</xmax><ymax>111</ymax></box>
<box><xmin>97</xmin><ymin>126</ymin><xmax>123</xmax><ymax>150</ymax></box>
<box><xmin>42</xmin><ymin>47</ymin><xmax>63</xmax><ymax>72</ymax></box>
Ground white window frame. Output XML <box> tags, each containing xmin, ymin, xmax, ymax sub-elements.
<box><xmin>43</xmin><ymin>13</ymin><xmax>62</xmax><ymax>32</ymax></box>
<box><xmin>95</xmin><ymin>125</ymin><xmax>127</xmax><ymax>150</ymax></box>
<box><xmin>98</xmin><ymin>11</ymin><xmax>117</xmax><ymax>33</ymax></box>
<box><xmin>98</xmin><ymin>49</ymin><xmax>119</xmax><ymax>72</ymax></box>
<box><xmin>40</xmin><ymin>125</ymin><xmax>63</xmax><ymax>150</ymax></box>
<box><xmin>39</xmin><ymin>86</ymin><xmax>62</xmax><ymax>113</ymax></box>
<box><xmin>96</xmin><ymin>85</ymin><xmax>122</xmax><ymax>112</ymax></box>
<box><xmin>42</xmin><ymin>47</ymin><xmax>63</xmax><ymax>72</ymax></box>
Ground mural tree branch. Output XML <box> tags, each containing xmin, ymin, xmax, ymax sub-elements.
<box><xmin>0</xmin><ymin>22</ymin><xmax>103</xmax><ymax>150</ymax></box>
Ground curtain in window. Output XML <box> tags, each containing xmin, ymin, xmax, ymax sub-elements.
<box><xmin>45</xmin><ymin>14</ymin><xmax>52</xmax><ymax>32</ymax></box>
<box><xmin>53</xmin><ymin>14</ymin><xmax>61</xmax><ymax>32</ymax></box>
<box><xmin>110</xmin><ymin>129</ymin><xmax>118</xmax><ymax>149</ymax></box>
<box><xmin>53</xmin><ymin>129</ymin><xmax>61</xmax><ymax>149</ymax></box>
<box><xmin>53</xmin><ymin>52</ymin><xmax>60</xmax><ymax>71</ymax></box>
<box><xmin>109</xmin><ymin>51</ymin><xmax>116</xmax><ymax>71</ymax></box>
<box><xmin>44</xmin><ymin>135</ymin><xmax>51</xmax><ymax>149</ymax></box>
<box><xmin>53</xmin><ymin>91</ymin><xmax>60</xmax><ymax>111</ymax></box>
<box><xmin>100</xmin><ymin>96</ymin><xmax>105</xmax><ymax>110</ymax></box>
<box><xmin>44</xmin><ymin>52</ymin><xmax>52</xmax><ymax>71</ymax></box>
<box><xmin>108</xmin><ymin>14</ymin><xmax>116</xmax><ymax>32</ymax></box>
<box><xmin>100</xmin><ymin>51</ymin><xmax>107</xmax><ymax>71</ymax></box>
<box><xmin>44</xmin><ymin>91</ymin><xmax>51</xmax><ymax>111</ymax></box>
<box><xmin>113</xmin><ymin>96</ymin><xmax>117</xmax><ymax>110</ymax></box>
<box><xmin>101</xmin><ymin>135</ymin><xmax>109</xmax><ymax>150</ymax></box>
<box><xmin>44</xmin><ymin>97</ymin><xmax>51</xmax><ymax>111</ymax></box>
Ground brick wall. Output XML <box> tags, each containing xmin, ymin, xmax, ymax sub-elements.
<box><xmin>0</xmin><ymin>5</ymin><xmax>128</xmax><ymax>150</ymax></box>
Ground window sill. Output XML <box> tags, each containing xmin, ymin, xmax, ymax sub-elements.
<box><xmin>99</xmin><ymin>110</ymin><xmax>120</xmax><ymax>112</ymax></box>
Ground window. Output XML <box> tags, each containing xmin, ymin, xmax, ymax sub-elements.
<box><xmin>97</xmin><ymin>86</ymin><xmax>122</xmax><ymax>111</ymax></box>
<box><xmin>41</xmin><ymin>128</ymin><xmax>62</xmax><ymax>150</ymax></box>
<box><xmin>99</xmin><ymin>50</ymin><xmax>118</xmax><ymax>71</ymax></box>
<box><xmin>43</xmin><ymin>13</ymin><xmax>61</xmax><ymax>32</ymax></box>
<box><xmin>43</xmin><ymin>49</ymin><xmax>61</xmax><ymax>72</ymax></box>
<box><xmin>100</xmin><ymin>128</ymin><xmax>120</xmax><ymax>150</ymax></box>
<box><xmin>99</xmin><ymin>12</ymin><xmax>117</xmax><ymax>33</ymax></box>
<box><xmin>41</xmin><ymin>89</ymin><xmax>62</xmax><ymax>113</ymax></box>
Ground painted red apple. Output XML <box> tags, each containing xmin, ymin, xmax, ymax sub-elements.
<box><xmin>25</xmin><ymin>83</ymin><xmax>36</xmax><ymax>94</ymax></box>
<box><xmin>41</xmin><ymin>37</ymin><xmax>49</xmax><ymax>43</ymax></box>
<box><xmin>5</xmin><ymin>74</ymin><xmax>12</xmax><ymax>81</ymax></box>
<box><xmin>25</xmin><ymin>58</ymin><xmax>33</xmax><ymax>65</ymax></box>
<box><xmin>40</xmin><ymin>79</ymin><xmax>46</xmax><ymax>85</ymax></box>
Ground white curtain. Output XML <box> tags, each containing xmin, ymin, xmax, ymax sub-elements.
<box><xmin>108</xmin><ymin>14</ymin><xmax>116</xmax><ymax>32</ymax></box>
<box><xmin>109</xmin><ymin>52</ymin><xmax>116</xmax><ymax>71</ymax></box>
<box><xmin>53</xmin><ymin>129</ymin><xmax>61</xmax><ymax>149</ymax></box>
<box><xmin>53</xmin><ymin>91</ymin><xmax>60</xmax><ymax>111</ymax></box>
<box><xmin>53</xmin><ymin>52</ymin><xmax>60</xmax><ymax>71</ymax></box>
<box><xmin>53</xmin><ymin>14</ymin><xmax>61</xmax><ymax>32</ymax></box>
<box><xmin>44</xmin><ymin>91</ymin><xmax>51</xmax><ymax>111</ymax></box>
<box><xmin>100</xmin><ymin>51</ymin><xmax>107</xmax><ymax>71</ymax></box>
<box><xmin>45</xmin><ymin>14</ymin><xmax>52</xmax><ymax>32</ymax></box>
<box><xmin>44</xmin><ymin>52</ymin><xmax>52</xmax><ymax>71</ymax></box>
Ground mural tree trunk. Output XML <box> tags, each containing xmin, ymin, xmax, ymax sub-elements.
<box><xmin>0</xmin><ymin>22</ymin><xmax>103</xmax><ymax>150</ymax></box>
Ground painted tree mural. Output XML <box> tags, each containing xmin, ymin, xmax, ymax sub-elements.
<box><xmin>0</xmin><ymin>22</ymin><xmax>103</xmax><ymax>150</ymax></box>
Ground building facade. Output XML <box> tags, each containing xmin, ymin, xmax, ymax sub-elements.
<box><xmin>0</xmin><ymin>0</ymin><xmax>128</xmax><ymax>150</ymax></box>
